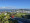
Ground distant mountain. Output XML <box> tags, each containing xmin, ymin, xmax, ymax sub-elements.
<box><xmin>0</xmin><ymin>9</ymin><xmax>30</xmax><ymax>12</ymax></box>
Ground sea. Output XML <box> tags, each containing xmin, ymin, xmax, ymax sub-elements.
<box><xmin>0</xmin><ymin>9</ymin><xmax>16</xmax><ymax>12</ymax></box>
<box><xmin>0</xmin><ymin>9</ymin><xmax>30</xmax><ymax>12</ymax></box>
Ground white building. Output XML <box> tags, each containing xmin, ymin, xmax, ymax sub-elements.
<box><xmin>4</xmin><ymin>13</ymin><xmax>7</xmax><ymax>15</ymax></box>
<box><xmin>16</xmin><ymin>10</ymin><xmax>30</xmax><ymax>13</ymax></box>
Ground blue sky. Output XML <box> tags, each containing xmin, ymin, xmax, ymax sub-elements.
<box><xmin>0</xmin><ymin>0</ymin><xmax>30</xmax><ymax>9</ymax></box>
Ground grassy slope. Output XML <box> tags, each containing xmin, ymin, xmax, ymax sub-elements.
<box><xmin>14</xmin><ymin>13</ymin><xmax>29</xmax><ymax>18</ymax></box>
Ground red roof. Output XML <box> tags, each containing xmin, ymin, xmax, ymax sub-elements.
<box><xmin>11</xmin><ymin>16</ymin><xmax>14</xmax><ymax>18</ymax></box>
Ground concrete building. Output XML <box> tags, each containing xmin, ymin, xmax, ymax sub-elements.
<box><xmin>16</xmin><ymin>10</ymin><xmax>30</xmax><ymax>13</ymax></box>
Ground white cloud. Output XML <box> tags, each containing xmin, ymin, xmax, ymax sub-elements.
<box><xmin>0</xmin><ymin>6</ymin><xmax>16</xmax><ymax>9</ymax></box>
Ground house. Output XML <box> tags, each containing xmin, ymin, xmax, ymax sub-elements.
<box><xmin>16</xmin><ymin>10</ymin><xmax>30</xmax><ymax>13</ymax></box>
